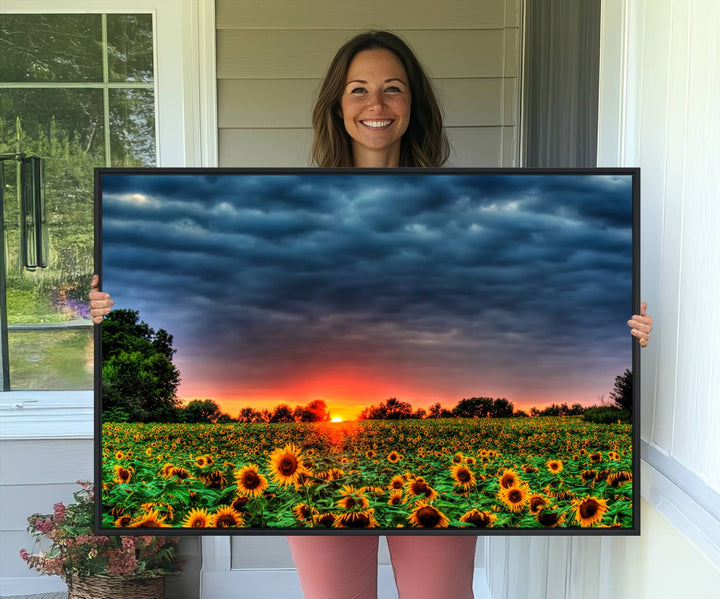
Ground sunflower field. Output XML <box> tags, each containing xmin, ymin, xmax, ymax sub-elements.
<box><xmin>101</xmin><ymin>417</ymin><xmax>633</xmax><ymax>531</ymax></box>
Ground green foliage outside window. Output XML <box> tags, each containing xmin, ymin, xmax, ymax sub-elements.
<box><xmin>0</xmin><ymin>13</ymin><xmax>156</xmax><ymax>390</ymax></box>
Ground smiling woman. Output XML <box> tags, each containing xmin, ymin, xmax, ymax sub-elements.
<box><xmin>311</xmin><ymin>30</ymin><xmax>449</xmax><ymax>168</ymax></box>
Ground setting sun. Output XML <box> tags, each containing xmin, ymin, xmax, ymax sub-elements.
<box><xmin>331</xmin><ymin>416</ymin><xmax>343</xmax><ymax>423</ymax></box>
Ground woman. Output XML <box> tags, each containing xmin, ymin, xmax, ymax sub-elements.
<box><xmin>90</xmin><ymin>31</ymin><xmax>653</xmax><ymax>599</ymax></box>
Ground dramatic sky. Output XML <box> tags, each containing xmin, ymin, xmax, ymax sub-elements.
<box><xmin>101</xmin><ymin>172</ymin><xmax>634</xmax><ymax>420</ymax></box>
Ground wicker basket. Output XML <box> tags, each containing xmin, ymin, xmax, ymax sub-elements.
<box><xmin>67</xmin><ymin>575</ymin><xmax>165</xmax><ymax>599</ymax></box>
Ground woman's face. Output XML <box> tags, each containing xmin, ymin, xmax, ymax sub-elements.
<box><xmin>340</xmin><ymin>48</ymin><xmax>411</xmax><ymax>166</ymax></box>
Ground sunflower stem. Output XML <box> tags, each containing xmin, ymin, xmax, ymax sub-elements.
<box><xmin>301</xmin><ymin>478</ymin><xmax>315</xmax><ymax>528</ymax></box>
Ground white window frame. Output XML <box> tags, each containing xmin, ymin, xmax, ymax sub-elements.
<box><xmin>0</xmin><ymin>0</ymin><xmax>217</xmax><ymax>440</ymax></box>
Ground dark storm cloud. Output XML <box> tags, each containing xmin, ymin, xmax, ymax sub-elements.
<box><xmin>101</xmin><ymin>172</ymin><xmax>634</xmax><ymax>400</ymax></box>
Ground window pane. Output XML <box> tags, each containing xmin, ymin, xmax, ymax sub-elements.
<box><xmin>0</xmin><ymin>89</ymin><xmax>106</xmax><ymax>164</ymax></box>
<box><xmin>8</xmin><ymin>329</ymin><xmax>93</xmax><ymax>390</ymax></box>
<box><xmin>110</xmin><ymin>89</ymin><xmax>156</xmax><ymax>166</ymax></box>
<box><xmin>107</xmin><ymin>14</ymin><xmax>154</xmax><ymax>83</ymax></box>
<box><xmin>1</xmin><ymin>12</ymin><xmax>157</xmax><ymax>391</ymax></box>
<box><xmin>0</xmin><ymin>14</ymin><xmax>103</xmax><ymax>82</ymax></box>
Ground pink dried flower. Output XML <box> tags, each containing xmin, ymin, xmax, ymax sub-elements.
<box><xmin>121</xmin><ymin>537</ymin><xmax>135</xmax><ymax>549</ymax></box>
<box><xmin>53</xmin><ymin>503</ymin><xmax>66</xmax><ymax>522</ymax></box>
<box><xmin>34</xmin><ymin>518</ymin><xmax>53</xmax><ymax>535</ymax></box>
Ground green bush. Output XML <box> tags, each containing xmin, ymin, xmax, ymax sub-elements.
<box><xmin>583</xmin><ymin>407</ymin><xmax>631</xmax><ymax>424</ymax></box>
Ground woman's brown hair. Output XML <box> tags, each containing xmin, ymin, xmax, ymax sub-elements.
<box><xmin>311</xmin><ymin>31</ymin><xmax>449</xmax><ymax>168</ymax></box>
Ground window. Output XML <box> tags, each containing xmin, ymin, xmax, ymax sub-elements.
<box><xmin>0</xmin><ymin>13</ymin><xmax>156</xmax><ymax>390</ymax></box>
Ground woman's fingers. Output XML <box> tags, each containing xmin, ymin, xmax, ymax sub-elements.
<box><xmin>89</xmin><ymin>274</ymin><xmax>113</xmax><ymax>324</ymax></box>
<box><xmin>628</xmin><ymin>302</ymin><xmax>652</xmax><ymax>348</ymax></box>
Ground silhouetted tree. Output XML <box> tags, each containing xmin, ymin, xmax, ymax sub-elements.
<box><xmin>270</xmin><ymin>404</ymin><xmax>295</xmax><ymax>423</ymax></box>
<box><xmin>183</xmin><ymin>399</ymin><xmax>221</xmax><ymax>423</ymax></box>
<box><xmin>610</xmin><ymin>369</ymin><xmax>633</xmax><ymax>412</ymax></box>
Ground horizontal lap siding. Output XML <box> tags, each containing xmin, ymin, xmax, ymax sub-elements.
<box><xmin>216</xmin><ymin>0</ymin><xmax>521</xmax><ymax>168</ymax></box>
<box><xmin>0</xmin><ymin>439</ymin><xmax>92</xmax><ymax>580</ymax></box>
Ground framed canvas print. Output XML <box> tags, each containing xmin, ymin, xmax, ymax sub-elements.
<box><xmin>95</xmin><ymin>168</ymin><xmax>639</xmax><ymax>535</ymax></box>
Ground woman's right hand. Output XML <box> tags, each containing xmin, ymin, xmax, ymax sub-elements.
<box><xmin>89</xmin><ymin>274</ymin><xmax>114</xmax><ymax>324</ymax></box>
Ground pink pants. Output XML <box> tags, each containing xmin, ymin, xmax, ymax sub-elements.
<box><xmin>287</xmin><ymin>535</ymin><xmax>477</xmax><ymax>599</ymax></box>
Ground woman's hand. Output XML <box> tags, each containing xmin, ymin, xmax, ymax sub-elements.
<box><xmin>89</xmin><ymin>274</ymin><xmax>114</xmax><ymax>324</ymax></box>
<box><xmin>627</xmin><ymin>301</ymin><xmax>652</xmax><ymax>348</ymax></box>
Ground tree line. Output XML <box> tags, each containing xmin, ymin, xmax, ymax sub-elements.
<box><xmin>102</xmin><ymin>309</ymin><xmax>632</xmax><ymax>424</ymax></box>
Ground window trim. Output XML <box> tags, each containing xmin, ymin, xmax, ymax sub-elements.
<box><xmin>2</xmin><ymin>0</ymin><xmax>218</xmax><ymax>168</ymax></box>
<box><xmin>0</xmin><ymin>0</ymin><xmax>217</xmax><ymax>438</ymax></box>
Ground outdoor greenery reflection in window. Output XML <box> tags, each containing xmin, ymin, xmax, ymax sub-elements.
<box><xmin>0</xmin><ymin>13</ymin><xmax>156</xmax><ymax>390</ymax></box>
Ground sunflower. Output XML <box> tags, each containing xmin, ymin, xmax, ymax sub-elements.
<box><xmin>607</xmin><ymin>471</ymin><xmax>633</xmax><ymax>487</ymax></box>
<box><xmin>405</xmin><ymin>477</ymin><xmax>439</xmax><ymax>501</ymax></box>
<box><xmin>359</xmin><ymin>485</ymin><xmax>386</xmax><ymax>496</ymax></box>
<box><xmin>450</xmin><ymin>463</ymin><xmax>476</xmax><ymax>490</ymax></box>
<box><xmin>452</xmin><ymin>452</ymin><xmax>464</xmax><ymax>464</ymax></box>
<box><xmin>114</xmin><ymin>450</ymin><xmax>124</xmax><ymax>460</ymax></box>
<box><xmin>231</xmin><ymin>495</ymin><xmax>250</xmax><ymax>512</ymax></box>
<box><xmin>316</xmin><ymin>468</ymin><xmax>345</xmax><ymax>481</ymax></box>
<box><xmin>313</xmin><ymin>512</ymin><xmax>337</xmax><ymax>527</ymax></box>
<box><xmin>387</xmin><ymin>491</ymin><xmax>404</xmax><ymax>506</ymax></box>
<box><xmin>407</xmin><ymin>503</ymin><xmax>450</xmax><ymax>528</ymax></box>
<box><xmin>595</xmin><ymin>470</ymin><xmax>611</xmax><ymax>483</ymax></box>
<box><xmin>465</xmin><ymin>456</ymin><xmax>477</xmax><ymax>466</ymax></box>
<box><xmin>459</xmin><ymin>509</ymin><xmax>497</xmax><ymax>528</ymax></box>
<box><xmin>194</xmin><ymin>455</ymin><xmax>207</xmax><ymax>468</ymax></box>
<box><xmin>388</xmin><ymin>475</ymin><xmax>405</xmax><ymax>491</ymax></box>
<box><xmin>387</xmin><ymin>451</ymin><xmax>403</xmax><ymax>464</ymax></box>
<box><xmin>114</xmin><ymin>515</ymin><xmax>132</xmax><ymax>527</ymax></box>
<box><xmin>292</xmin><ymin>503</ymin><xmax>318</xmax><ymax>524</ymax></box>
<box><xmin>337</xmin><ymin>485</ymin><xmax>370</xmax><ymax>510</ymax></box>
<box><xmin>234</xmin><ymin>464</ymin><xmax>268</xmax><ymax>498</ymax></box>
<box><xmin>589</xmin><ymin>452</ymin><xmax>603</xmax><ymax>463</ymax></box>
<box><xmin>522</xmin><ymin>464</ymin><xmax>538</xmax><ymax>474</ymax></box>
<box><xmin>549</xmin><ymin>489</ymin><xmax>574</xmax><ymax>500</ymax></box>
<box><xmin>113</xmin><ymin>464</ymin><xmax>134</xmax><ymax>485</ymax></box>
<box><xmin>499</xmin><ymin>469</ymin><xmax>521</xmax><ymax>489</ymax></box>
<box><xmin>268</xmin><ymin>443</ymin><xmax>308</xmax><ymax>487</ymax></box>
<box><xmin>528</xmin><ymin>494</ymin><xmax>549</xmax><ymax>515</ymax></box>
<box><xmin>536</xmin><ymin>509</ymin><xmax>565</xmax><ymax>527</ymax></box>
<box><xmin>581</xmin><ymin>469</ymin><xmax>598</xmax><ymax>483</ymax></box>
<box><xmin>333</xmin><ymin>509</ymin><xmax>378</xmax><ymax>528</ymax></box>
<box><xmin>141</xmin><ymin>501</ymin><xmax>174</xmax><ymax>520</ymax></box>
<box><xmin>498</xmin><ymin>485</ymin><xmax>528</xmax><ymax>513</ymax></box>
<box><xmin>211</xmin><ymin>505</ymin><xmax>245</xmax><ymax>528</ymax></box>
<box><xmin>572</xmin><ymin>496</ymin><xmax>609</xmax><ymax>527</ymax></box>
<box><xmin>170</xmin><ymin>466</ymin><xmax>190</xmax><ymax>480</ymax></box>
<box><xmin>366</xmin><ymin>450</ymin><xmax>377</xmax><ymax>458</ymax></box>
<box><xmin>546</xmin><ymin>459</ymin><xmax>563</xmax><ymax>473</ymax></box>
<box><xmin>182</xmin><ymin>507</ymin><xmax>211</xmax><ymax>528</ymax></box>
<box><xmin>128</xmin><ymin>509</ymin><xmax>171</xmax><ymax>528</ymax></box>
<box><xmin>200</xmin><ymin>470</ymin><xmax>228</xmax><ymax>488</ymax></box>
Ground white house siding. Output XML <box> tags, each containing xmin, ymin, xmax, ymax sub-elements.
<box><xmin>485</xmin><ymin>0</ymin><xmax>720</xmax><ymax>597</ymax></box>
<box><xmin>216</xmin><ymin>0</ymin><xmax>521</xmax><ymax>168</ymax></box>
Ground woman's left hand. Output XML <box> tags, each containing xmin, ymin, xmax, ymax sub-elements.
<box><xmin>627</xmin><ymin>301</ymin><xmax>653</xmax><ymax>347</ymax></box>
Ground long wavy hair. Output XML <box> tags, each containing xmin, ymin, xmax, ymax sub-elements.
<box><xmin>311</xmin><ymin>31</ymin><xmax>449</xmax><ymax>168</ymax></box>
